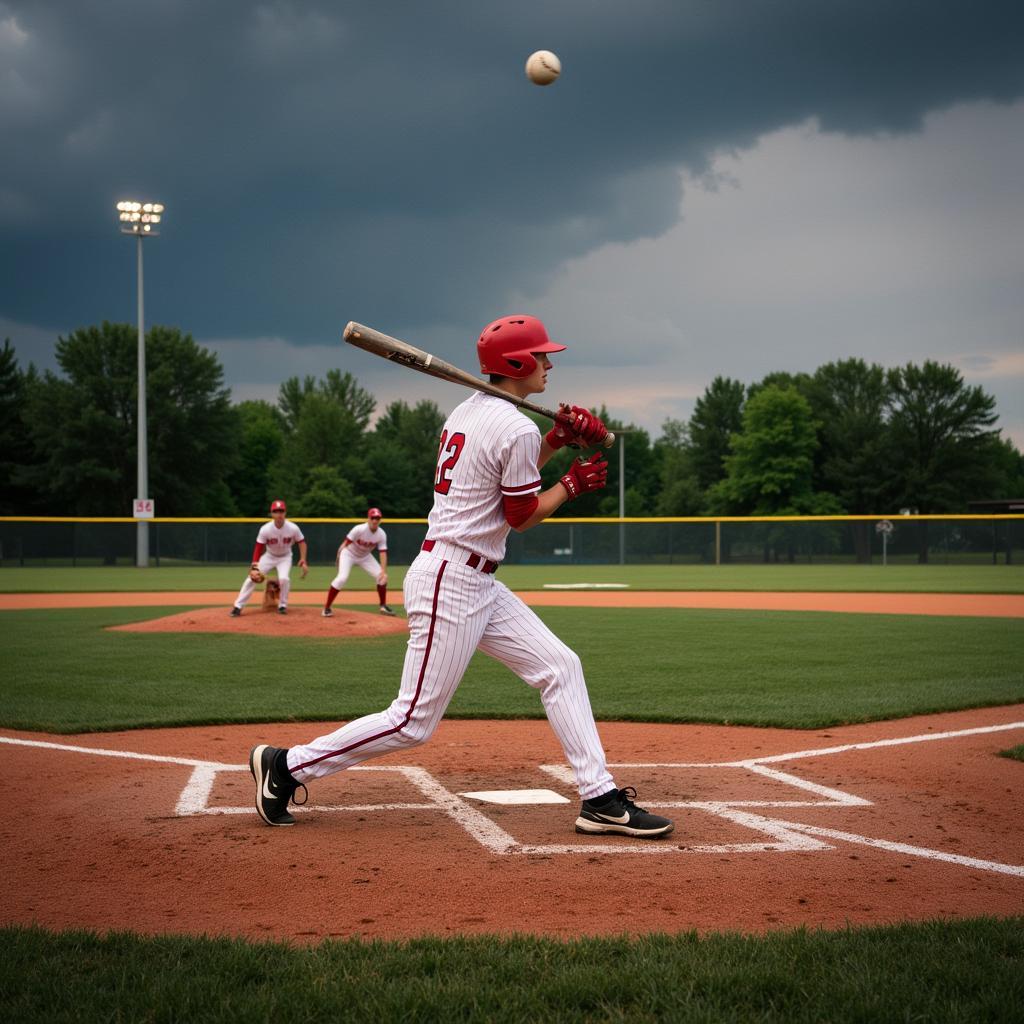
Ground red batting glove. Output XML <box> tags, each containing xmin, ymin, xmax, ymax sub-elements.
<box><xmin>559</xmin><ymin>451</ymin><xmax>609</xmax><ymax>500</ymax></box>
<box><xmin>545</xmin><ymin>405</ymin><xmax>608</xmax><ymax>450</ymax></box>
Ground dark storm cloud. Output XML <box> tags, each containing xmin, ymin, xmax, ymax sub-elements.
<box><xmin>2</xmin><ymin>0</ymin><xmax>1023</xmax><ymax>359</ymax></box>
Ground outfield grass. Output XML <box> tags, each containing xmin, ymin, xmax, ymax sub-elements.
<box><xmin>3</xmin><ymin>919</ymin><xmax>1022</xmax><ymax>1024</ymax></box>
<box><xmin>1</xmin><ymin>562</ymin><xmax>1022</xmax><ymax>593</ymax></box>
<box><xmin>2</xmin><ymin>605</ymin><xmax>1020</xmax><ymax>732</ymax></box>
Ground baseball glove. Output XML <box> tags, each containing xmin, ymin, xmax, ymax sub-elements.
<box><xmin>262</xmin><ymin>579</ymin><xmax>281</xmax><ymax>611</ymax></box>
<box><xmin>249</xmin><ymin>566</ymin><xmax>265</xmax><ymax>584</ymax></box>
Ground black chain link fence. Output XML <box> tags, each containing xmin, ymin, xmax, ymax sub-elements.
<box><xmin>0</xmin><ymin>517</ymin><xmax>1019</xmax><ymax>567</ymax></box>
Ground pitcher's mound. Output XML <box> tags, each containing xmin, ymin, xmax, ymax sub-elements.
<box><xmin>110</xmin><ymin>605</ymin><xmax>407</xmax><ymax>639</ymax></box>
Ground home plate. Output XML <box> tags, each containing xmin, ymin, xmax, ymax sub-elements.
<box><xmin>460</xmin><ymin>789</ymin><xmax>571</xmax><ymax>805</ymax></box>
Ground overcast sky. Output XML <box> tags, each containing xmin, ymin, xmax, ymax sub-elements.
<box><xmin>3</xmin><ymin>1</ymin><xmax>1022</xmax><ymax>446</ymax></box>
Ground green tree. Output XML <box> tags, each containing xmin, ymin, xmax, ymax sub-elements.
<box><xmin>804</xmin><ymin>359</ymin><xmax>893</xmax><ymax>561</ymax></box>
<box><xmin>278</xmin><ymin>371</ymin><xmax>375</xmax><ymax>433</ymax></box>
<box><xmin>0</xmin><ymin>339</ymin><xmax>36</xmax><ymax>514</ymax></box>
<box><xmin>807</xmin><ymin>359</ymin><xmax>892</xmax><ymax>512</ymax></box>
<box><xmin>688</xmin><ymin>377</ymin><xmax>745</xmax><ymax>491</ymax></box>
<box><xmin>366</xmin><ymin>400</ymin><xmax>447</xmax><ymax>515</ymax></box>
<box><xmin>20</xmin><ymin>322</ymin><xmax>238</xmax><ymax>515</ymax></box>
<box><xmin>269</xmin><ymin>393</ymin><xmax>362</xmax><ymax>501</ymax></box>
<box><xmin>226</xmin><ymin>400</ymin><xmax>286</xmax><ymax>514</ymax></box>
<box><xmin>707</xmin><ymin>385</ymin><xmax>842</xmax><ymax>518</ymax></box>
<box><xmin>747</xmin><ymin>370</ymin><xmax>814</xmax><ymax>403</ymax></box>
<box><xmin>885</xmin><ymin>361</ymin><xmax>1000</xmax><ymax>514</ymax></box>
<box><xmin>144</xmin><ymin>325</ymin><xmax>241</xmax><ymax>513</ymax></box>
<box><xmin>270</xmin><ymin>371</ymin><xmax>376</xmax><ymax>509</ymax></box>
<box><xmin>294</xmin><ymin>464</ymin><xmax>364</xmax><ymax>517</ymax></box>
<box><xmin>991</xmin><ymin>436</ymin><xmax>1024</xmax><ymax>497</ymax></box>
<box><xmin>653</xmin><ymin>418</ymin><xmax>703</xmax><ymax>516</ymax></box>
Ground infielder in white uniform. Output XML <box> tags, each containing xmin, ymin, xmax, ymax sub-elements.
<box><xmin>251</xmin><ymin>315</ymin><xmax>673</xmax><ymax>839</ymax></box>
<box><xmin>231</xmin><ymin>499</ymin><xmax>308</xmax><ymax>616</ymax></box>
<box><xmin>322</xmin><ymin>507</ymin><xmax>395</xmax><ymax>617</ymax></box>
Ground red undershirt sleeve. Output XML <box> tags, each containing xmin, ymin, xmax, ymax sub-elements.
<box><xmin>252</xmin><ymin>542</ymin><xmax>266</xmax><ymax>562</ymax></box>
<box><xmin>503</xmin><ymin>493</ymin><xmax>539</xmax><ymax>528</ymax></box>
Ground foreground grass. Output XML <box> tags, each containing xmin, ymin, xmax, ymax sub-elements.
<box><xmin>1000</xmin><ymin>744</ymin><xmax>1024</xmax><ymax>763</ymax></box>
<box><xmin>1</xmin><ymin>606</ymin><xmax>1020</xmax><ymax>732</ymax></box>
<box><xmin>3</xmin><ymin>919</ymin><xmax>1022</xmax><ymax>1024</ymax></box>
<box><xmin>2</xmin><ymin>562</ymin><xmax>1022</xmax><ymax>593</ymax></box>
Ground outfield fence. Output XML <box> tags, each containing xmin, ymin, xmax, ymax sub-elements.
<box><xmin>0</xmin><ymin>515</ymin><xmax>1020</xmax><ymax>567</ymax></box>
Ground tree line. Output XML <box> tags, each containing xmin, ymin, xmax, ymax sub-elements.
<box><xmin>0</xmin><ymin>322</ymin><xmax>1020</xmax><ymax>519</ymax></box>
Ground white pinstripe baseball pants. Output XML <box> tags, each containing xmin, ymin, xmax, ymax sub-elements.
<box><xmin>287</xmin><ymin>543</ymin><xmax>615</xmax><ymax>799</ymax></box>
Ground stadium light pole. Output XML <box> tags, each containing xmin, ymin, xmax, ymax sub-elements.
<box><xmin>616</xmin><ymin>431</ymin><xmax>631</xmax><ymax>566</ymax></box>
<box><xmin>116</xmin><ymin>199</ymin><xmax>164</xmax><ymax>568</ymax></box>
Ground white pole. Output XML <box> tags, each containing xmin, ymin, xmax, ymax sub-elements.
<box><xmin>618</xmin><ymin>436</ymin><xmax>625</xmax><ymax>565</ymax></box>
<box><xmin>136</xmin><ymin>234</ymin><xmax>149</xmax><ymax>568</ymax></box>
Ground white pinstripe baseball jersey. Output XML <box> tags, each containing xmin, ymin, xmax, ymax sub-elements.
<box><xmin>427</xmin><ymin>391</ymin><xmax>542</xmax><ymax>563</ymax></box>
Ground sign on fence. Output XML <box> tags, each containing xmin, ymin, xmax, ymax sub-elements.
<box><xmin>133</xmin><ymin>498</ymin><xmax>155</xmax><ymax>519</ymax></box>
<box><xmin>875</xmin><ymin>519</ymin><xmax>893</xmax><ymax>565</ymax></box>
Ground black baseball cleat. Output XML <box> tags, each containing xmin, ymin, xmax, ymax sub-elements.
<box><xmin>277</xmin><ymin>606</ymin><xmax>288</xmax><ymax>615</ymax></box>
<box><xmin>321</xmin><ymin>607</ymin><xmax>333</xmax><ymax>617</ymax></box>
<box><xmin>379</xmin><ymin>605</ymin><xmax>396</xmax><ymax>616</ymax></box>
<box><xmin>575</xmin><ymin>787</ymin><xmax>674</xmax><ymax>839</ymax></box>
<box><xmin>249</xmin><ymin>744</ymin><xmax>306</xmax><ymax>826</ymax></box>
<box><xmin>230</xmin><ymin>607</ymin><xmax>241</xmax><ymax>617</ymax></box>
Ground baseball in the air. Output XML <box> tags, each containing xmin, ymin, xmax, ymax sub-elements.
<box><xmin>525</xmin><ymin>50</ymin><xmax>561</xmax><ymax>86</ymax></box>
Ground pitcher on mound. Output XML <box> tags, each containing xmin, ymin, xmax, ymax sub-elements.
<box><xmin>231</xmin><ymin>499</ymin><xmax>308</xmax><ymax>617</ymax></box>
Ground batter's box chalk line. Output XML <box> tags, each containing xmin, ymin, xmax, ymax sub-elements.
<box><xmin>3</xmin><ymin>721</ymin><xmax>1023</xmax><ymax>874</ymax></box>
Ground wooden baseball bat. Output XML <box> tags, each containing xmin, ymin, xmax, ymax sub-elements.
<box><xmin>342</xmin><ymin>321</ymin><xmax>616</xmax><ymax>447</ymax></box>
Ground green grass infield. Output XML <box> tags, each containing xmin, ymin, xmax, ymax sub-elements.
<box><xmin>2</xmin><ymin>562</ymin><xmax>1022</xmax><ymax>592</ymax></box>
<box><xmin>3</xmin><ymin>918</ymin><xmax>1022</xmax><ymax>1024</ymax></box>
<box><xmin>2</xmin><ymin>605</ymin><xmax>1021</xmax><ymax>732</ymax></box>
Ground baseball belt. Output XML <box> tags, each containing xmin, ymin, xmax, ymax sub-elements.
<box><xmin>421</xmin><ymin>539</ymin><xmax>499</xmax><ymax>574</ymax></box>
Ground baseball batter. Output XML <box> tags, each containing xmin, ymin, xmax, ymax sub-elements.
<box><xmin>251</xmin><ymin>315</ymin><xmax>673</xmax><ymax>839</ymax></box>
<box><xmin>231</xmin><ymin>499</ymin><xmax>308</xmax><ymax>616</ymax></box>
<box><xmin>323</xmin><ymin>507</ymin><xmax>395</xmax><ymax>617</ymax></box>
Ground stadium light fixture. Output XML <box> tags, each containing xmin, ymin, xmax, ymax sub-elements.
<box><xmin>117</xmin><ymin>200</ymin><xmax>164</xmax><ymax>234</ymax></box>
<box><xmin>115</xmin><ymin>198</ymin><xmax>165</xmax><ymax>567</ymax></box>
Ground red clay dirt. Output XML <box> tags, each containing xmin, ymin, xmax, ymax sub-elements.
<box><xmin>109</xmin><ymin>605</ymin><xmax>407</xmax><ymax>639</ymax></box>
<box><xmin>2</xmin><ymin>589</ymin><xmax>1022</xmax><ymax>943</ymax></box>
<box><xmin>2</xmin><ymin>710</ymin><xmax>1022</xmax><ymax>943</ymax></box>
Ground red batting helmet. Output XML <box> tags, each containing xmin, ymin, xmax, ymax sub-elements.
<box><xmin>477</xmin><ymin>315</ymin><xmax>566</xmax><ymax>379</ymax></box>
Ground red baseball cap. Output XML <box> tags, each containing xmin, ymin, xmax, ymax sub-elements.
<box><xmin>367</xmin><ymin>507</ymin><xmax>382</xmax><ymax>519</ymax></box>
<box><xmin>270</xmin><ymin>500</ymin><xmax>286</xmax><ymax>512</ymax></box>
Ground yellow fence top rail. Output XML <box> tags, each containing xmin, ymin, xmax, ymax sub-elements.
<box><xmin>1</xmin><ymin>514</ymin><xmax>1022</xmax><ymax>525</ymax></box>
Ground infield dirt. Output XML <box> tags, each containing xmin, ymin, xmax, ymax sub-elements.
<box><xmin>109</xmin><ymin>605</ymin><xmax>407</xmax><ymax>639</ymax></box>
<box><xmin>3</xmin><ymin>708</ymin><xmax>1022</xmax><ymax>943</ymax></box>
<box><xmin>3</xmin><ymin>589</ymin><xmax>1021</xmax><ymax>943</ymax></box>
